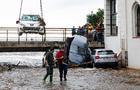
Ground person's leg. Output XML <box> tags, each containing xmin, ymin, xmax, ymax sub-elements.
<box><xmin>59</xmin><ymin>64</ymin><xmax>63</xmax><ymax>81</ymax></box>
<box><xmin>63</xmin><ymin>64</ymin><xmax>68</xmax><ymax>81</ymax></box>
<box><xmin>43</xmin><ymin>66</ymin><xmax>49</xmax><ymax>80</ymax></box>
<box><xmin>49</xmin><ymin>66</ymin><xmax>53</xmax><ymax>83</ymax></box>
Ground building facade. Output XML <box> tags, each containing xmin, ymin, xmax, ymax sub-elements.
<box><xmin>104</xmin><ymin>0</ymin><xmax>140</xmax><ymax>69</ymax></box>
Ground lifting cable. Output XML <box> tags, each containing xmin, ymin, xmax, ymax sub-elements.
<box><xmin>18</xmin><ymin>0</ymin><xmax>44</xmax><ymax>20</ymax></box>
<box><xmin>19</xmin><ymin>0</ymin><xmax>23</xmax><ymax>20</ymax></box>
<box><xmin>40</xmin><ymin>0</ymin><xmax>43</xmax><ymax>18</ymax></box>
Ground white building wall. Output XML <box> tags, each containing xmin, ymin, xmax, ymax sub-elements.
<box><xmin>118</xmin><ymin>0</ymin><xmax>127</xmax><ymax>50</ymax></box>
<box><xmin>105</xmin><ymin>0</ymin><xmax>140</xmax><ymax>69</ymax></box>
<box><xmin>105</xmin><ymin>37</ymin><xmax>120</xmax><ymax>53</ymax></box>
<box><xmin>127</xmin><ymin>0</ymin><xmax>140</xmax><ymax>69</ymax></box>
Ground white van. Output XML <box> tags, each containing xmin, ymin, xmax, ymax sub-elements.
<box><xmin>16</xmin><ymin>14</ymin><xmax>45</xmax><ymax>36</ymax></box>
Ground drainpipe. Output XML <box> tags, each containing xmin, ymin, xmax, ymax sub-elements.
<box><xmin>110</xmin><ymin>0</ymin><xmax>113</xmax><ymax>35</ymax></box>
<box><xmin>121</xmin><ymin>0</ymin><xmax>128</xmax><ymax>67</ymax></box>
<box><xmin>125</xmin><ymin>0</ymin><xmax>128</xmax><ymax>66</ymax></box>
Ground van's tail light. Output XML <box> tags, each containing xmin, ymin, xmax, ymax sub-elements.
<box><xmin>95</xmin><ymin>56</ymin><xmax>100</xmax><ymax>59</ymax></box>
<box><xmin>96</xmin><ymin>52</ymin><xmax>100</xmax><ymax>59</ymax></box>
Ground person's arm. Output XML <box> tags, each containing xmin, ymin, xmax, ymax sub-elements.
<box><xmin>44</xmin><ymin>52</ymin><xmax>49</xmax><ymax>66</ymax></box>
<box><xmin>43</xmin><ymin>52</ymin><xmax>47</xmax><ymax>57</ymax></box>
<box><xmin>57</xmin><ymin>56</ymin><xmax>64</xmax><ymax>59</ymax></box>
<box><xmin>53</xmin><ymin>57</ymin><xmax>57</xmax><ymax>62</ymax></box>
<box><xmin>45</xmin><ymin>60</ymin><xmax>49</xmax><ymax>66</ymax></box>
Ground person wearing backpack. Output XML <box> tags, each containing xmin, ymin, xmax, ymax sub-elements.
<box><xmin>43</xmin><ymin>47</ymin><xmax>54</xmax><ymax>83</ymax></box>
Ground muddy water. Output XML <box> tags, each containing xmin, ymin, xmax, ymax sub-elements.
<box><xmin>0</xmin><ymin>52</ymin><xmax>44</xmax><ymax>66</ymax></box>
<box><xmin>0</xmin><ymin>52</ymin><xmax>139</xmax><ymax>90</ymax></box>
<box><xmin>0</xmin><ymin>68</ymin><xmax>140</xmax><ymax>90</ymax></box>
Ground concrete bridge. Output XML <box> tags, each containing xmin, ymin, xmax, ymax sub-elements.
<box><xmin>0</xmin><ymin>41</ymin><xmax>104</xmax><ymax>52</ymax></box>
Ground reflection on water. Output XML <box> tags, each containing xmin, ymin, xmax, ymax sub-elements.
<box><xmin>0</xmin><ymin>52</ymin><xmax>45</xmax><ymax>66</ymax></box>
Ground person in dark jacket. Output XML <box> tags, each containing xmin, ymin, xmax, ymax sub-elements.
<box><xmin>43</xmin><ymin>47</ymin><xmax>54</xmax><ymax>83</ymax></box>
<box><xmin>71</xmin><ymin>26</ymin><xmax>76</xmax><ymax>36</ymax></box>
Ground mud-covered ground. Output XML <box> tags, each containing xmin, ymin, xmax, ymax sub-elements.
<box><xmin>0</xmin><ymin>67</ymin><xmax>140</xmax><ymax>90</ymax></box>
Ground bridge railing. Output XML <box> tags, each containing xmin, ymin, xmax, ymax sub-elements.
<box><xmin>0</xmin><ymin>27</ymin><xmax>72</xmax><ymax>42</ymax></box>
<box><xmin>0</xmin><ymin>27</ymin><xmax>104</xmax><ymax>48</ymax></box>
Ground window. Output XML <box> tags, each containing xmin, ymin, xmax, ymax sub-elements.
<box><xmin>98</xmin><ymin>50</ymin><xmax>114</xmax><ymax>55</ymax></box>
<box><xmin>110</xmin><ymin>0</ymin><xmax>117</xmax><ymax>36</ymax></box>
<box><xmin>21</xmin><ymin>15</ymin><xmax>39</xmax><ymax>21</ymax></box>
<box><xmin>137</xmin><ymin>6</ymin><xmax>140</xmax><ymax>36</ymax></box>
<box><xmin>105</xmin><ymin>0</ymin><xmax>118</xmax><ymax>36</ymax></box>
<box><xmin>132</xmin><ymin>2</ymin><xmax>140</xmax><ymax>37</ymax></box>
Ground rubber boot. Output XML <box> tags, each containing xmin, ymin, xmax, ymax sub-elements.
<box><xmin>64</xmin><ymin>76</ymin><xmax>67</xmax><ymax>81</ymax></box>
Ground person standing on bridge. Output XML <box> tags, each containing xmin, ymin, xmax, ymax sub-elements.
<box><xmin>43</xmin><ymin>47</ymin><xmax>54</xmax><ymax>83</ymax></box>
<box><xmin>71</xmin><ymin>26</ymin><xmax>76</xmax><ymax>36</ymax></box>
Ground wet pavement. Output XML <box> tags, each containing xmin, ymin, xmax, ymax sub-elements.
<box><xmin>0</xmin><ymin>67</ymin><xmax>140</xmax><ymax>90</ymax></box>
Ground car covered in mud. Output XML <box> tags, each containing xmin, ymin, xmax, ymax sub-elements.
<box><xmin>90</xmin><ymin>49</ymin><xmax>118</xmax><ymax>67</ymax></box>
<box><xmin>65</xmin><ymin>35</ymin><xmax>91</xmax><ymax>65</ymax></box>
<box><xmin>16</xmin><ymin>14</ymin><xmax>45</xmax><ymax>36</ymax></box>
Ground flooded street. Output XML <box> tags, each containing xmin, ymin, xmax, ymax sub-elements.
<box><xmin>0</xmin><ymin>67</ymin><xmax>140</xmax><ymax>90</ymax></box>
<box><xmin>0</xmin><ymin>52</ymin><xmax>140</xmax><ymax>90</ymax></box>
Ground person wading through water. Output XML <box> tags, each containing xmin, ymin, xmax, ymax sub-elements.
<box><xmin>43</xmin><ymin>47</ymin><xmax>54</xmax><ymax>83</ymax></box>
<box><xmin>55</xmin><ymin>47</ymin><xmax>68</xmax><ymax>81</ymax></box>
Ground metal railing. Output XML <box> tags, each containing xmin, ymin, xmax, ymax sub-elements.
<box><xmin>0</xmin><ymin>27</ymin><xmax>73</xmax><ymax>47</ymax></box>
<box><xmin>0</xmin><ymin>27</ymin><xmax>72</xmax><ymax>42</ymax></box>
<box><xmin>0</xmin><ymin>27</ymin><xmax>104</xmax><ymax>48</ymax></box>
